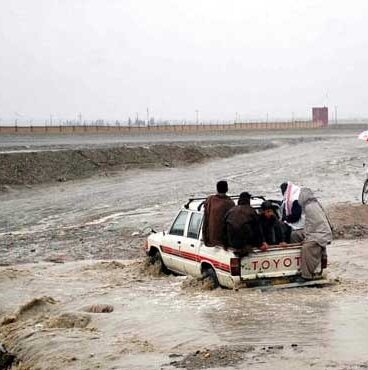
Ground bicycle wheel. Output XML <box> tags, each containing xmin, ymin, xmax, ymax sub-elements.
<box><xmin>362</xmin><ymin>179</ymin><xmax>368</xmax><ymax>204</ymax></box>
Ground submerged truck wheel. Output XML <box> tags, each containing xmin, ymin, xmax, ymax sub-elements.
<box><xmin>149</xmin><ymin>250</ymin><xmax>169</xmax><ymax>274</ymax></box>
<box><xmin>202</xmin><ymin>265</ymin><xmax>219</xmax><ymax>289</ymax></box>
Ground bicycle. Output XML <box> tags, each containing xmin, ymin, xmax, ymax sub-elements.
<box><xmin>362</xmin><ymin>163</ymin><xmax>368</xmax><ymax>204</ymax></box>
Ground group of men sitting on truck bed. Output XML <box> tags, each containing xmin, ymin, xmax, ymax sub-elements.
<box><xmin>202</xmin><ymin>180</ymin><xmax>332</xmax><ymax>282</ymax></box>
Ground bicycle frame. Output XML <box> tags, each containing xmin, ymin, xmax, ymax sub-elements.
<box><xmin>362</xmin><ymin>163</ymin><xmax>368</xmax><ymax>204</ymax></box>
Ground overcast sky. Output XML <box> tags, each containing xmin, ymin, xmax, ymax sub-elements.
<box><xmin>0</xmin><ymin>0</ymin><xmax>367</xmax><ymax>122</ymax></box>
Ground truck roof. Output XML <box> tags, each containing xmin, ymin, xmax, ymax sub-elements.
<box><xmin>184</xmin><ymin>195</ymin><xmax>271</xmax><ymax>212</ymax></box>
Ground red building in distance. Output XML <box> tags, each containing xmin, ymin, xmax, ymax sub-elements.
<box><xmin>312</xmin><ymin>107</ymin><xmax>328</xmax><ymax>126</ymax></box>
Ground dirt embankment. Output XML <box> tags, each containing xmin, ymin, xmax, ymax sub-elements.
<box><xmin>328</xmin><ymin>203</ymin><xmax>368</xmax><ymax>239</ymax></box>
<box><xmin>0</xmin><ymin>142</ymin><xmax>275</xmax><ymax>187</ymax></box>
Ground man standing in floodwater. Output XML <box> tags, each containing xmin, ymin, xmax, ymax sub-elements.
<box><xmin>202</xmin><ymin>180</ymin><xmax>235</xmax><ymax>247</ymax></box>
<box><xmin>297</xmin><ymin>187</ymin><xmax>332</xmax><ymax>281</ymax></box>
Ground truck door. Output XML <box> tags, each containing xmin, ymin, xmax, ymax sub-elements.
<box><xmin>181</xmin><ymin>212</ymin><xmax>203</xmax><ymax>277</ymax></box>
<box><xmin>160</xmin><ymin>210</ymin><xmax>189</xmax><ymax>274</ymax></box>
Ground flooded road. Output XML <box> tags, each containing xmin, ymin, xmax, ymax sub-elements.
<box><xmin>0</xmin><ymin>134</ymin><xmax>367</xmax><ymax>264</ymax></box>
<box><xmin>1</xmin><ymin>130</ymin><xmax>368</xmax><ymax>369</ymax></box>
<box><xmin>0</xmin><ymin>128</ymin><xmax>356</xmax><ymax>152</ymax></box>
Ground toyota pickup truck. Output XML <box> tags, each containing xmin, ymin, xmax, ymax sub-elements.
<box><xmin>144</xmin><ymin>196</ymin><xmax>327</xmax><ymax>289</ymax></box>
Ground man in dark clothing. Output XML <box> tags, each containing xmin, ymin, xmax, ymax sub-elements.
<box><xmin>224</xmin><ymin>192</ymin><xmax>267</xmax><ymax>255</ymax></box>
<box><xmin>259</xmin><ymin>201</ymin><xmax>289</xmax><ymax>246</ymax></box>
<box><xmin>202</xmin><ymin>180</ymin><xmax>235</xmax><ymax>247</ymax></box>
<box><xmin>280</xmin><ymin>182</ymin><xmax>303</xmax><ymax>224</ymax></box>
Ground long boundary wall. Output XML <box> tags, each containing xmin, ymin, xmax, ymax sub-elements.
<box><xmin>0</xmin><ymin>120</ymin><xmax>323</xmax><ymax>135</ymax></box>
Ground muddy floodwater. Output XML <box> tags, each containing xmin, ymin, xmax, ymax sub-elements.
<box><xmin>1</xmin><ymin>240</ymin><xmax>368</xmax><ymax>370</ymax></box>
<box><xmin>1</xmin><ymin>129</ymin><xmax>368</xmax><ymax>369</ymax></box>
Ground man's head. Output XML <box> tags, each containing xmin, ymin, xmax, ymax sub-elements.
<box><xmin>238</xmin><ymin>191</ymin><xmax>251</xmax><ymax>205</ymax></box>
<box><xmin>216</xmin><ymin>180</ymin><xmax>228</xmax><ymax>194</ymax></box>
<box><xmin>280</xmin><ymin>182</ymin><xmax>288</xmax><ymax>195</ymax></box>
<box><xmin>261</xmin><ymin>200</ymin><xmax>275</xmax><ymax>219</ymax></box>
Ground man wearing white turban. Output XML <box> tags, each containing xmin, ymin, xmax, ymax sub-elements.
<box><xmin>280</xmin><ymin>181</ymin><xmax>305</xmax><ymax>243</ymax></box>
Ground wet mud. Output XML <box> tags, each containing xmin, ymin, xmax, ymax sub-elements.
<box><xmin>328</xmin><ymin>203</ymin><xmax>368</xmax><ymax>239</ymax></box>
<box><xmin>167</xmin><ymin>345</ymin><xmax>256</xmax><ymax>369</ymax></box>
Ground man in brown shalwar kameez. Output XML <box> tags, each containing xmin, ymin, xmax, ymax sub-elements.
<box><xmin>297</xmin><ymin>188</ymin><xmax>332</xmax><ymax>281</ymax></box>
<box><xmin>202</xmin><ymin>181</ymin><xmax>235</xmax><ymax>247</ymax></box>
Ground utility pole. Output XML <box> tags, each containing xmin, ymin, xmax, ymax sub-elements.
<box><xmin>292</xmin><ymin>112</ymin><xmax>295</xmax><ymax>122</ymax></box>
<box><xmin>146</xmin><ymin>107</ymin><xmax>149</xmax><ymax>126</ymax></box>
<box><xmin>49</xmin><ymin>114</ymin><xmax>53</xmax><ymax>126</ymax></box>
<box><xmin>334</xmin><ymin>105</ymin><xmax>338</xmax><ymax>124</ymax></box>
<box><xmin>195</xmin><ymin>110</ymin><xmax>199</xmax><ymax>124</ymax></box>
<box><xmin>235</xmin><ymin>112</ymin><xmax>238</xmax><ymax>123</ymax></box>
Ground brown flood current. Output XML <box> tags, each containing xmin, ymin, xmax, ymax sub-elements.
<box><xmin>0</xmin><ymin>240</ymin><xmax>368</xmax><ymax>370</ymax></box>
<box><xmin>1</xmin><ymin>130</ymin><xmax>368</xmax><ymax>369</ymax></box>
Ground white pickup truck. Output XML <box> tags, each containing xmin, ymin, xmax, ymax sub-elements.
<box><xmin>145</xmin><ymin>196</ymin><xmax>326</xmax><ymax>289</ymax></box>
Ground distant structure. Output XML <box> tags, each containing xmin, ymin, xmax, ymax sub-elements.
<box><xmin>312</xmin><ymin>107</ymin><xmax>328</xmax><ymax>126</ymax></box>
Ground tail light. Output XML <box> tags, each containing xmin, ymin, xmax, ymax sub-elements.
<box><xmin>230</xmin><ymin>258</ymin><xmax>241</xmax><ymax>276</ymax></box>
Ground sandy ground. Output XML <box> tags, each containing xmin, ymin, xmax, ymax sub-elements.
<box><xmin>1</xmin><ymin>128</ymin><xmax>368</xmax><ymax>369</ymax></box>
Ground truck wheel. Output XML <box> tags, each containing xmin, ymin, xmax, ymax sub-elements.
<box><xmin>202</xmin><ymin>266</ymin><xmax>219</xmax><ymax>289</ymax></box>
<box><xmin>150</xmin><ymin>251</ymin><xmax>169</xmax><ymax>274</ymax></box>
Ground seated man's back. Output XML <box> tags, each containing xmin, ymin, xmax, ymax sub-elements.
<box><xmin>224</xmin><ymin>192</ymin><xmax>263</xmax><ymax>254</ymax></box>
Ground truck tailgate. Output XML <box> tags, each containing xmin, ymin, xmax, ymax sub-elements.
<box><xmin>240</xmin><ymin>246</ymin><xmax>302</xmax><ymax>280</ymax></box>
